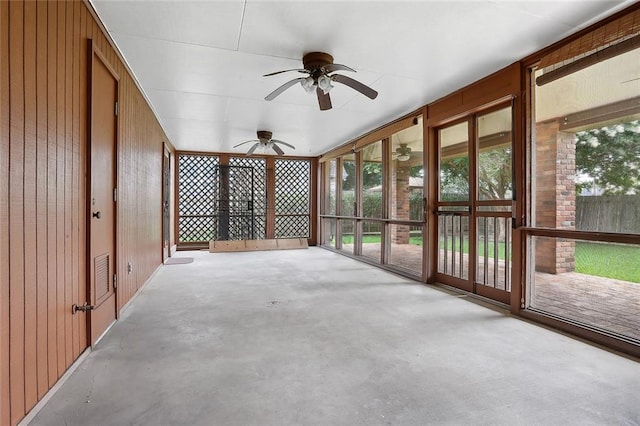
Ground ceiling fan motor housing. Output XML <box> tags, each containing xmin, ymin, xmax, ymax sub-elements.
<box><xmin>302</xmin><ymin>52</ymin><xmax>334</xmax><ymax>72</ymax></box>
<box><xmin>257</xmin><ymin>130</ymin><xmax>272</xmax><ymax>142</ymax></box>
<box><xmin>396</xmin><ymin>143</ymin><xmax>411</xmax><ymax>155</ymax></box>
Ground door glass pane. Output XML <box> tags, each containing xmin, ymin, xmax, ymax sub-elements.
<box><xmin>391</xmin><ymin>117</ymin><xmax>424</xmax><ymax>220</ymax></box>
<box><xmin>477</xmin><ymin>107</ymin><xmax>513</xmax><ymax>200</ymax></box>
<box><xmin>362</xmin><ymin>141</ymin><xmax>384</xmax><ymax>218</ymax></box>
<box><xmin>439</xmin><ymin>122</ymin><xmax>469</xmax><ymax>201</ymax></box>
<box><xmin>341</xmin><ymin>154</ymin><xmax>356</xmax><ymax>216</ymax></box>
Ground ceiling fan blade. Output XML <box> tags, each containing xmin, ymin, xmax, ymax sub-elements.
<box><xmin>272</xmin><ymin>143</ymin><xmax>285</xmax><ymax>156</ymax></box>
<box><xmin>265</xmin><ymin>77</ymin><xmax>307</xmax><ymax>101</ymax></box>
<box><xmin>324</xmin><ymin>63</ymin><xmax>356</xmax><ymax>73</ymax></box>
<box><xmin>331</xmin><ymin>74</ymin><xmax>378</xmax><ymax>99</ymax></box>
<box><xmin>246</xmin><ymin>142</ymin><xmax>261</xmax><ymax>155</ymax></box>
<box><xmin>263</xmin><ymin>69</ymin><xmax>309</xmax><ymax>77</ymax></box>
<box><xmin>271</xmin><ymin>139</ymin><xmax>295</xmax><ymax>150</ymax></box>
<box><xmin>316</xmin><ymin>87</ymin><xmax>332</xmax><ymax>110</ymax></box>
<box><xmin>233</xmin><ymin>139</ymin><xmax>259</xmax><ymax>148</ymax></box>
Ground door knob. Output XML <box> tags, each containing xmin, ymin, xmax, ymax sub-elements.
<box><xmin>72</xmin><ymin>302</ymin><xmax>95</xmax><ymax>314</ymax></box>
<box><xmin>92</xmin><ymin>211</ymin><xmax>101</xmax><ymax>219</ymax></box>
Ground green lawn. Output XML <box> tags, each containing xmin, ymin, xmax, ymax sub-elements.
<box><xmin>575</xmin><ymin>242</ymin><xmax>640</xmax><ymax>283</ymax></box>
<box><xmin>342</xmin><ymin>235</ymin><xmax>423</xmax><ymax>245</ymax></box>
<box><xmin>340</xmin><ymin>234</ymin><xmax>640</xmax><ymax>283</ymax></box>
<box><xmin>439</xmin><ymin>239</ymin><xmax>508</xmax><ymax>260</ymax></box>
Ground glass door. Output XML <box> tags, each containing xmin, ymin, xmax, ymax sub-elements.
<box><xmin>437</xmin><ymin>119</ymin><xmax>472</xmax><ymax>290</ymax></box>
<box><xmin>436</xmin><ymin>104</ymin><xmax>513</xmax><ymax>302</ymax></box>
<box><xmin>474</xmin><ymin>106</ymin><xmax>513</xmax><ymax>303</ymax></box>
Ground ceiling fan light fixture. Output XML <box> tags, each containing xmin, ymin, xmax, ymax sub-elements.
<box><xmin>301</xmin><ymin>76</ymin><xmax>316</xmax><ymax>93</ymax></box>
<box><xmin>397</xmin><ymin>154</ymin><xmax>411</xmax><ymax>162</ymax></box>
<box><xmin>317</xmin><ymin>74</ymin><xmax>334</xmax><ymax>94</ymax></box>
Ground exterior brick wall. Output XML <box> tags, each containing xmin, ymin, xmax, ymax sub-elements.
<box><xmin>535</xmin><ymin>119</ymin><xmax>576</xmax><ymax>273</ymax></box>
<box><xmin>391</xmin><ymin>162</ymin><xmax>410</xmax><ymax>244</ymax></box>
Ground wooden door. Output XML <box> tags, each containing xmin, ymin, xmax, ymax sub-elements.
<box><xmin>162</xmin><ymin>144</ymin><xmax>171</xmax><ymax>261</ymax></box>
<box><xmin>88</xmin><ymin>45</ymin><xmax>118</xmax><ymax>345</ymax></box>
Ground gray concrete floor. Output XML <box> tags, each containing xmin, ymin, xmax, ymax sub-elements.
<box><xmin>30</xmin><ymin>248</ymin><xmax>640</xmax><ymax>426</ymax></box>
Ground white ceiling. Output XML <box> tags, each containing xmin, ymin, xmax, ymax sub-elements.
<box><xmin>89</xmin><ymin>0</ymin><xmax>635</xmax><ymax>157</ymax></box>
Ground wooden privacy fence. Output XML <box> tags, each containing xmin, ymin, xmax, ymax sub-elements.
<box><xmin>577</xmin><ymin>195</ymin><xmax>640</xmax><ymax>233</ymax></box>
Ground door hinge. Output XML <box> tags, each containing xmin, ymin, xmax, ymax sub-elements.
<box><xmin>113</xmin><ymin>188</ymin><xmax>117</xmax><ymax>202</ymax></box>
<box><xmin>114</xmin><ymin>101</ymin><xmax>118</xmax><ymax>116</ymax></box>
<box><xmin>113</xmin><ymin>273</ymin><xmax>117</xmax><ymax>290</ymax></box>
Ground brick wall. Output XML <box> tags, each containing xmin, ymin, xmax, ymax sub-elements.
<box><xmin>535</xmin><ymin>119</ymin><xmax>576</xmax><ymax>273</ymax></box>
<box><xmin>391</xmin><ymin>162</ymin><xmax>410</xmax><ymax>244</ymax></box>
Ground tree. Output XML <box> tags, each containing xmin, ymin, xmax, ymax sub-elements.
<box><xmin>440</xmin><ymin>145</ymin><xmax>512</xmax><ymax>201</ymax></box>
<box><xmin>440</xmin><ymin>146</ymin><xmax>513</xmax><ymax>243</ymax></box>
<box><xmin>409</xmin><ymin>165</ymin><xmax>424</xmax><ymax>178</ymax></box>
<box><xmin>575</xmin><ymin>121</ymin><xmax>640</xmax><ymax>195</ymax></box>
<box><xmin>341</xmin><ymin>160</ymin><xmax>383</xmax><ymax>191</ymax></box>
<box><xmin>477</xmin><ymin>147</ymin><xmax>512</xmax><ymax>200</ymax></box>
<box><xmin>440</xmin><ymin>156</ymin><xmax>469</xmax><ymax>200</ymax></box>
<box><xmin>341</xmin><ymin>160</ymin><xmax>356</xmax><ymax>191</ymax></box>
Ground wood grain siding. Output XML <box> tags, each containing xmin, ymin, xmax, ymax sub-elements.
<box><xmin>1</xmin><ymin>1</ymin><xmax>171</xmax><ymax>424</ymax></box>
<box><xmin>46</xmin><ymin>0</ymin><xmax>59</xmax><ymax>391</ymax></box>
<box><xmin>23</xmin><ymin>0</ymin><xmax>38</xmax><ymax>412</ymax></box>
<box><xmin>116</xmin><ymin>77</ymin><xmax>164</xmax><ymax>308</ymax></box>
<box><xmin>34</xmin><ymin>0</ymin><xmax>47</xmax><ymax>401</ymax></box>
<box><xmin>0</xmin><ymin>0</ymin><xmax>10</xmax><ymax>423</ymax></box>
<box><xmin>426</xmin><ymin>64</ymin><xmax>520</xmax><ymax>126</ymax></box>
<box><xmin>9</xmin><ymin>4</ymin><xmax>26</xmax><ymax>424</ymax></box>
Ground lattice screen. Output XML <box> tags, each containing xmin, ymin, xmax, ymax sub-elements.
<box><xmin>178</xmin><ymin>154</ymin><xmax>220</xmax><ymax>244</ymax></box>
<box><xmin>230</xmin><ymin>157</ymin><xmax>267</xmax><ymax>239</ymax></box>
<box><xmin>275</xmin><ymin>159</ymin><xmax>311</xmax><ymax>238</ymax></box>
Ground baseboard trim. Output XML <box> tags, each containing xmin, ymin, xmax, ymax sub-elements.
<box><xmin>18</xmin><ymin>263</ymin><xmax>164</xmax><ymax>425</ymax></box>
<box><xmin>19</xmin><ymin>348</ymin><xmax>92</xmax><ymax>426</ymax></box>
<box><xmin>119</xmin><ymin>263</ymin><xmax>163</xmax><ymax>315</ymax></box>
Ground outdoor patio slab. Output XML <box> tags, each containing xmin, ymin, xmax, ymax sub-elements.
<box><xmin>29</xmin><ymin>248</ymin><xmax>640</xmax><ymax>426</ymax></box>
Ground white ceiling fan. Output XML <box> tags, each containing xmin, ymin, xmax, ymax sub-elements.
<box><xmin>233</xmin><ymin>131</ymin><xmax>295</xmax><ymax>156</ymax></box>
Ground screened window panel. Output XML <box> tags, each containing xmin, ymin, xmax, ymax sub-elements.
<box><xmin>275</xmin><ymin>159</ymin><xmax>312</xmax><ymax>238</ymax></box>
<box><xmin>177</xmin><ymin>154</ymin><xmax>220</xmax><ymax>244</ymax></box>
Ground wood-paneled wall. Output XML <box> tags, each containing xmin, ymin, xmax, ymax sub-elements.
<box><xmin>0</xmin><ymin>2</ymin><xmax>171</xmax><ymax>425</ymax></box>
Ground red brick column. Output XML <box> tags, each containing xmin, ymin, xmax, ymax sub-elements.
<box><xmin>535</xmin><ymin>119</ymin><xmax>576</xmax><ymax>273</ymax></box>
<box><xmin>391</xmin><ymin>162</ymin><xmax>410</xmax><ymax>244</ymax></box>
